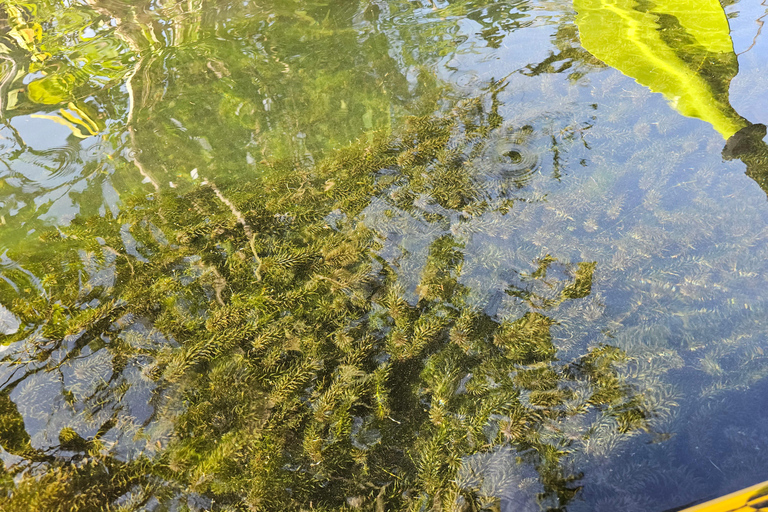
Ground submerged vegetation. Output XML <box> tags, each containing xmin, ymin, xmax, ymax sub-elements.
<box><xmin>0</xmin><ymin>89</ymin><xmax>650</xmax><ymax>510</ymax></box>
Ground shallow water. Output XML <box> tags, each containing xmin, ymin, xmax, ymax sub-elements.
<box><xmin>1</xmin><ymin>0</ymin><xmax>768</xmax><ymax>510</ymax></box>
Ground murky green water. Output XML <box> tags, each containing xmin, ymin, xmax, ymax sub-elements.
<box><xmin>1</xmin><ymin>0</ymin><xmax>768</xmax><ymax>510</ymax></box>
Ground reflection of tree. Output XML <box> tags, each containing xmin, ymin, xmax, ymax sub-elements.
<box><xmin>0</xmin><ymin>86</ymin><xmax>649</xmax><ymax>510</ymax></box>
<box><xmin>522</xmin><ymin>22</ymin><xmax>606</xmax><ymax>81</ymax></box>
<box><xmin>0</xmin><ymin>0</ymin><xmax>580</xmax><ymax>248</ymax></box>
<box><xmin>3</xmin><ymin>0</ymin><xmax>527</xmax><ymax>244</ymax></box>
<box><xmin>0</xmin><ymin>0</ymin><xmax>139</xmax><ymax>250</ymax></box>
<box><xmin>1</xmin><ymin>0</ymin><xmax>411</xmax><ymax>246</ymax></box>
<box><xmin>0</xmin><ymin>0</ymin><xmax>130</xmax><ymax>117</ymax></box>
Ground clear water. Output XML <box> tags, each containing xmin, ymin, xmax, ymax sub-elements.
<box><xmin>0</xmin><ymin>0</ymin><xmax>767</xmax><ymax>510</ymax></box>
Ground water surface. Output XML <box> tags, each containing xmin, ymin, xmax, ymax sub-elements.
<box><xmin>1</xmin><ymin>0</ymin><xmax>768</xmax><ymax>510</ymax></box>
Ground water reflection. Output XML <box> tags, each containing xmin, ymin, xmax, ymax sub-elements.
<box><xmin>1</xmin><ymin>0</ymin><xmax>768</xmax><ymax>510</ymax></box>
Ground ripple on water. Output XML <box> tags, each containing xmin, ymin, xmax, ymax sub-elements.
<box><xmin>17</xmin><ymin>144</ymin><xmax>81</xmax><ymax>188</ymax></box>
<box><xmin>474</xmin><ymin>125</ymin><xmax>540</xmax><ymax>187</ymax></box>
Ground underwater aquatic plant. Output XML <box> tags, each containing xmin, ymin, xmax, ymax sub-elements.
<box><xmin>0</xmin><ymin>83</ymin><xmax>654</xmax><ymax>511</ymax></box>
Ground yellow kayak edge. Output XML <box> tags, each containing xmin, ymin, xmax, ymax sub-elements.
<box><xmin>676</xmin><ymin>479</ymin><xmax>768</xmax><ymax>511</ymax></box>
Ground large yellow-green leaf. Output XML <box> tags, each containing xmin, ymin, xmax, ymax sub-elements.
<box><xmin>575</xmin><ymin>0</ymin><xmax>747</xmax><ymax>139</ymax></box>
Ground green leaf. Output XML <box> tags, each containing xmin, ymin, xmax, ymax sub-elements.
<box><xmin>575</xmin><ymin>0</ymin><xmax>747</xmax><ymax>138</ymax></box>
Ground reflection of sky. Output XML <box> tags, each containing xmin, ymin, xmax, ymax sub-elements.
<box><xmin>0</xmin><ymin>302</ymin><xmax>20</xmax><ymax>336</ymax></box>
<box><xmin>0</xmin><ymin>115</ymin><xmax>120</xmax><ymax>252</ymax></box>
<box><xmin>2</xmin><ymin>313</ymin><xmax>176</xmax><ymax>460</ymax></box>
<box><xmin>10</xmin><ymin>115</ymin><xmax>74</xmax><ymax>151</ymax></box>
<box><xmin>729</xmin><ymin>1</ymin><xmax>768</xmax><ymax>126</ymax></box>
<box><xmin>458</xmin><ymin>447</ymin><xmax>545</xmax><ymax>512</ymax></box>
<box><xmin>436</xmin><ymin>9</ymin><xmax>559</xmax><ymax>91</ymax></box>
